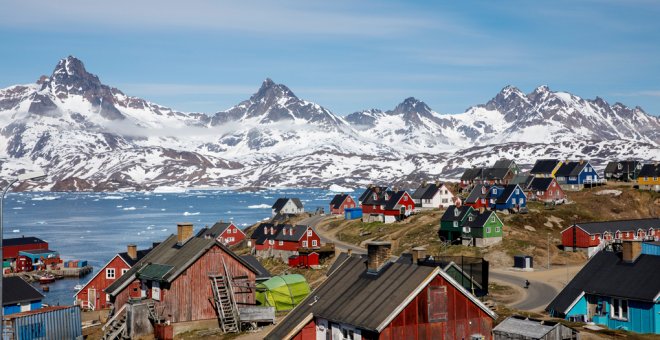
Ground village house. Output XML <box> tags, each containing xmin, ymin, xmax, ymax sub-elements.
<box><xmin>529</xmin><ymin>159</ymin><xmax>563</xmax><ymax>178</ymax></box>
<box><xmin>2</xmin><ymin>236</ymin><xmax>48</xmax><ymax>263</ymax></box>
<box><xmin>439</xmin><ymin>205</ymin><xmax>473</xmax><ymax>242</ymax></box>
<box><xmin>212</xmin><ymin>221</ymin><xmax>246</xmax><ymax>246</ymax></box>
<box><xmin>411</xmin><ymin>182</ymin><xmax>455</xmax><ymax>209</ymax></box>
<box><xmin>249</xmin><ymin>223</ymin><xmax>322</xmax><ymax>259</ymax></box>
<box><xmin>459</xmin><ymin>159</ymin><xmax>520</xmax><ymax>189</ymax></box>
<box><xmin>329</xmin><ymin>193</ymin><xmax>356</xmax><ymax>215</ymax></box>
<box><xmin>75</xmin><ymin>243</ymin><xmax>153</xmax><ymax>311</ymax></box>
<box><xmin>357</xmin><ymin>186</ymin><xmax>388</xmax><ymax>205</ymax></box>
<box><xmin>105</xmin><ymin>222</ymin><xmax>260</xmax><ymax>338</ymax></box>
<box><xmin>554</xmin><ymin>160</ymin><xmax>600</xmax><ymax>190</ymax></box>
<box><xmin>638</xmin><ymin>163</ymin><xmax>660</xmax><ymax>192</ymax></box>
<box><xmin>439</xmin><ymin>205</ymin><xmax>504</xmax><ymax>247</ymax></box>
<box><xmin>509</xmin><ymin>173</ymin><xmax>533</xmax><ymax>189</ymax></box>
<box><xmin>465</xmin><ymin>184</ymin><xmax>527</xmax><ymax>212</ymax></box>
<box><xmin>561</xmin><ymin>218</ymin><xmax>660</xmax><ymax>257</ymax></box>
<box><xmin>360</xmin><ymin>187</ymin><xmax>415</xmax><ymax>223</ymax></box>
<box><xmin>547</xmin><ymin>240</ymin><xmax>660</xmax><ymax>334</ymax></box>
<box><xmin>272</xmin><ymin>198</ymin><xmax>305</xmax><ymax>216</ymax></box>
<box><xmin>265</xmin><ymin>242</ymin><xmax>496</xmax><ymax>340</ymax></box>
<box><xmin>3</xmin><ymin>276</ymin><xmax>44</xmax><ymax>315</ymax></box>
<box><xmin>604</xmin><ymin>160</ymin><xmax>643</xmax><ymax>182</ymax></box>
<box><xmin>526</xmin><ymin>177</ymin><xmax>566</xmax><ymax>203</ymax></box>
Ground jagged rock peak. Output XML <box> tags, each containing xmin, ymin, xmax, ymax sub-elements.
<box><xmin>390</xmin><ymin>97</ymin><xmax>432</xmax><ymax>115</ymax></box>
<box><xmin>251</xmin><ymin>78</ymin><xmax>297</xmax><ymax>102</ymax></box>
<box><xmin>51</xmin><ymin>55</ymin><xmax>100</xmax><ymax>85</ymax></box>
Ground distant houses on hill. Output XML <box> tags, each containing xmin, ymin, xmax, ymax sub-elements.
<box><xmin>561</xmin><ymin>218</ymin><xmax>660</xmax><ymax>257</ymax></box>
<box><xmin>411</xmin><ymin>182</ymin><xmax>455</xmax><ymax>209</ymax></box>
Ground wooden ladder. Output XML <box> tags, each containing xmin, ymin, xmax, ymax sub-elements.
<box><xmin>209</xmin><ymin>258</ymin><xmax>240</xmax><ymax>333</ymax></box>
<box><xmin>102</xmin><ymin>304</ymin><xmax>129</xmax><ymax>340</ymax></box>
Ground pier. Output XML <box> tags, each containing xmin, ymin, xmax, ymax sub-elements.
<box><xmin>5</xmin><ymin>266</ymin><xmax>93</xmax><ymax>282</ymax></box>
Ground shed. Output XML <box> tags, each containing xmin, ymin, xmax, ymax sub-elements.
<box><xmin>344</xmin><ymin>207</ymin><xmax>363</xmax><ymax>220</ymax></box>
<box><xmin>642</xmin><ymin>241</ymin><xmax>660</xmax><ymax>256</ymax></box>
<box><xmin>255</xmin><ymin>274</ymin><xmax>311</xmax><ymax>311</ymax></box>
<box><xmin>5</xmin><ymin>306</ymin><xmax>83</xmax><ymax>340</ymax></box>
<box><xmin>513</xmin><ymin>255</ymin><xmax>533</xmax><ymax>269</ymax></box>
<box><xmin>493</xmin><ymin>315</ymin><xmax>579</xmax><ymax>340</ymax></box>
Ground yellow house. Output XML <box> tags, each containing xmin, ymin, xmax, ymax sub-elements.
<box><xmin>638</xmin><ymin>163</ymin><xmax>660</xmax><ymax>191</ymax></box>
<box><xmin>529</xmin><ymin>159</ymin><xmax>563</xmax><ymax>178</ymax></box>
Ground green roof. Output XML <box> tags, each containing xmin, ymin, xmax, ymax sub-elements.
<box><xmin>137</xmin><ymin>263</ymin><xmax>174</xmax><ymax>281</ymax></box>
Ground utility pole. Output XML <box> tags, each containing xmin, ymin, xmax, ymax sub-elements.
<box><xmin>547</xmin><ymin>233</ymin><xmax>551</xmax><ymax>270</ymax></box>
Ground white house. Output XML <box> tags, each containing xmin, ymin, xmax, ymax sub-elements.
<box><xmin>411</xmin><ymin>182</ymin><xmax>455</xmax><ymax>209</ymax></box>
<box><xmin>271</xmin><ymin>198</ymin><xmax>305</xmax><ymax>216</ymax></box>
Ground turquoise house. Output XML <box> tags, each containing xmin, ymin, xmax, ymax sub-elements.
<box><xmin>547</xmin><ymin>241</ymin><xmax>660</xmax><ymax>334</ymax></box>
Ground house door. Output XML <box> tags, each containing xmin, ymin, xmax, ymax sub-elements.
<box><xmin>399</xmin><ymin>207</ymin><xmax>405</xmax><ymax>219</ymax></box>
<box><xmin>88</xmin><ymin>289</ymin><xmax>96</xmax><ymax>310</ymax></box>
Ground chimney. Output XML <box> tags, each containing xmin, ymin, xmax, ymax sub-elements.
<box><xmin>347</xmin><ymin>249</ymin><xmax>352</xmax><ymax>256</ymax></box>
<box><xmin>127</xmin><ymin>244</ymin><xmax>137</xmax><ymax>260</ymax></box>
<box><xmin>622</xmin><ymin>240</ymin><xmax>643</xmax><ymax>263</ymax></box>
<box><xmin>366</xmin><ymin>241</ymin><xmax>392</xmax><ymax>274</ymax></box>
<box><xmin>177</xmin><ymin>222</ymin><xmax>194</xmax><ymax>245</ymax></box>
<box><xmin>412</xmin><ymin>246</ymin><xmax>427</xmax><ymax>263</ymax></box>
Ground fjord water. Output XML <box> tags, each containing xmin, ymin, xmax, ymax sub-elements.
<box><xmin>2</xmin><ymin>189</ymin><xmax>334</xmax><ymax>305</ymax></box>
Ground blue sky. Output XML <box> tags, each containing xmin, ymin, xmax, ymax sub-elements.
<box><xmin>1</xmin><ymin>0</ymin><xmax>659</xmax><ymax>115</ymax></box>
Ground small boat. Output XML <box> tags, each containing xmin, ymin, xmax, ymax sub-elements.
<box><xmin>74</xmin><ymin>284</ymin><xmax>84</xmax><ymax>291</ymax></box>
<box><xmin>42</xmin><ymin>285</ymin><xmax>50</xmax><ymax>292</ymax></box>
<box><xmin>38</xmin><ymin>274</ymin><xmax>56</xmax><ymax>284</ymax></box>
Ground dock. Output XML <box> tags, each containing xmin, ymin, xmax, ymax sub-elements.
<box><xmin>5</xmin><ymin>266</ymin><xmax>93</xmax><ymax>282</ymax></box>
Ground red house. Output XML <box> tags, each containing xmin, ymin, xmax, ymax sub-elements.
<box><xmin>561</xmin><ymin>218</ymin><xmax>660</xmax><ymax>257</ymax></box>
<box><xmin>265</xmin><ymin>242</ymin><xmax>496</xmax><ymax>340</ymax></box>
<box><xmin>360</xmin><ymin>187</ymin><xmax>414</xmax><ymax>223</ymax></box>
<box><xmin>212</xmin><ymin>222</ymin><xmax>246</xmax><ymax>246</ymax></box>
<box><xmin>74</xmin><ymin>244</ymin><xmax>152</xmax><ymax>311</ymax></box>
<box><xmin>249</xmin><ymin>223</ymin><xmax>322</xmax><ymax>259</ymax></box>
<box><xmin>105</xmin><ymin>223</ymin><xmax>260</xmax><ymax>336</ymax></box>
<box><xmin>463</xmin><ymin>184</ymin><xmax>490</xmax><ymax>210</ymax></box>
<box><xmin>526</xmin><ymin>177</ymin><xmax>566</xmax><ymax>203</ymax></box>
<box><xmin>329</xmin><ymin>194</ymin><xmax>356</xmax><ymax>215</ymax></box>
<box><xmin>2</xmin><ymin>236</ymin><xmax>48</xmax><ymax>260</ymax></box>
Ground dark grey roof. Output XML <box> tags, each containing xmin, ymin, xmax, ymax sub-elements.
<box><xmin>465</xmin><ymin>184</ymin><xmax>487</xmax><ymax>204</ymax></box>
<box><xmin>493</xmin><ymin>159</ymin><xmax>515</xmax><ymax>169</ymax></box>
<box><xmin>605</xmin><ymin>160</ymin><xmax>640</xmax><ymax>174</ymax></box>
<box><xmin>555</xmin><ymin>161</ymin><xmax>589</xmax><ymax>177</ymax></box>
<box><xmin>463</xmin><ymin>210</ymin><xmax>496</xmax><ymax>229</ymax></box>
<box><xmin>527</xmin><ymin>177</ymin><xmax>555</xmax><ymax>191</ymax></box>
<box><xmin>204</xmin><ymin>222</ymin><xmax>234</xmax><ymax>237</ymax></box>
<box><xmin>384</xmin><ymin>191</ymin><xmax>408</xmax><ymax>210</ymax></box>
<box><xmin>495</xmin><ymin>184</ymin><xmax>520</xmax><ymax>204</ymax></box>
<box><xmin>482</xmin><ymin>167</ymin><xmax>510</xmax><ymax>180</ymax></box>
<box><xmin>330</xmin><ymin>194</ymin><xmax>350</xmax><ymax>209</ymax></box>
<box><xmin>461</xmin><ymin>167</ymin><xmax>483</xmax><ymax>181</ymax></box>
<box><xmin>291</xmin><ymin>198</ymin><xmax>304</xmax><ymax>209</ymax></box>
<box><xmin>361</xmin><ymin>189</ymin><xmax>409</xmax><ymax>210</ymax></box>
<box><xmin>240</xmin><ymin>255</ymin><xmax>271</xmax><ymax>281</ymax></box>
<box><xmin>510</xmin><ymin>173</ymin><xmax>533</xmax><ymax>189</ymax></box>
<box><xmin>359</xmin><ymin>186</ymin><xmax>388</xmax><ymax>203</ymax></box>
<box><xmin>493</xmin><ymin>316</ymin><xmax>567</xmax><ymax>338</ymax></box>
<box><xmin>440</xmin><ymin>205</ymin><xmax>473</xmax><ymax>222</ymax></box>
<box><xmin>571</xmin><ymin>218</ymin><xmax>660</xmax><ymax>235</ymax></box>
<box><xmin>272</xmin><ymin>198</ymin><xmax>288</xmax><ymax>211</ymax></box>
<box><xmin>106</xmin><ymin>229</ymin><xmax>259</xmax><ymax>295</ymax></box>
<box><xmin>530</xmin><ymin>159</ymin><xmax>561</xmax><ymax>175</ymax></box>
<box><xmin>3</xmin><ymin>276</ymin><xmax>44</xmax><ymax>305</ymax></box>
<box><xmin>266</xmin><ymin>256</ymin><xmax>436</xmax><ymax>338</ymax></box>
<box><xmin>547</xmin><ymin>251</ymin><xmax>660</xmax><ymax>315</ymax></box>
<box><xmin>639</xmin><ymin>163</ymin><xmax>660</xmax><ymax>177</ymax></box>
<box><xmin>2</xmin><ymin>236</ymin><xmax>47</xmax><ymax>248</ymax></box>
<box><xmin>250</xmin><ymin>223</ymin><xmax>312</xmax><ymax>244</ymax></box>
<box><xmin>267</xmin><ymin>254</ymin><xmax>495</xmax><ymax>339</ymax></box>
<box><xmin>118</xmin><ymin>248</ymin><xmax>152</xmax><ymax>267</ymax></box>
<box><xmin>411</xmin><ymin>183</ymin><xmax>442</xmax><ymax>200</ymax></box>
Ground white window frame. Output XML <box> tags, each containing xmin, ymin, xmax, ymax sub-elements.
<box><xmin>302</xmin><ymin>241</ymin><xmax>308</xmax><ymax>248</ymax></box>
<box><xmin>152</xmin><ymin>281</ymin><xmax>161</xmax><ymax>301</ymax></box>
<box><xmin>486</xmin><ymin>227</ymin><xmax>491</xmax><ymax>234</ymax></box>
<box><xmin>307</xmin><ymin>230</ymin><xmax>313</xmax><ymax>237</ymax></box>
<box><xmin>312</xmin><ymin>240</ymin><xmax>318</xmax><ymax>247</ymax></box>
<box><xmin>495</xmin><ymin>227</ymin><xmax>500</xmax><ymax>232</ymax></box>
<box><xmin>610</xmin><ymin>298</ymin><xmax>628</xmax><ymax>320</ymax></box>
<box><xmin>268</xmin><ymin>239</ymin><xmax>274</xmax><ymax>245</ymax></box>
<box><xmin>121</xmin><ymin>268</ymin><xmax>129</xmax><ymax>275</ymax></box>
<box><xmin>278</xmin><ymin>240</ymin><xmax>283</xmax><ymax>246</ymax></box>
<box><xmin>106</xmin><ymin>268</ymin><xmax>116</xmax><ymax>279</ymax></box>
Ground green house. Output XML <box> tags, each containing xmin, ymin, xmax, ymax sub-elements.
<box><xmin>461</xmin><ymin>210</ymin><xmax>504</xmax><ymax>247</ymax></box>
<box><xmin>439</xmin><ymin>205</ymin><xmax>474</xmax><ymax>242</ymax></box>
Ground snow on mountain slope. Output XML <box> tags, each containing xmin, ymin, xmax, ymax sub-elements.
<box><xmin>0</xmin><ymin>56</ymin><xmax>658</xmax><ymax>190</ymax></box>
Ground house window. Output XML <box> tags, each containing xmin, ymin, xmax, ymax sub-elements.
<box><xmin>453</xmin><ymin>221</ymin><xmax>458</xmax><ymax>228</ymax></box>
<box><xmin>428</xmin><ymin>286</ymin><xmax>448</xmax><ymax>322</ymax></box>
<box><xmin>493</xmin><ymin>188</ymin><xmax>497</xmax><ymax>194</ymax></box>
<box><xmin>269</xmin><ymin>240</ymin><xmax>274</xmax><ymax>245</ymax></box>
<box><xmin>278</xmin><ymin>240</ymin><xmax>283</xmax><ymax>246</ymax></box>
<box><xmin>468</xmin><ymin>216</ymin><xmax>474</xmax><ymax>222</ymax></box>
<box><xmin>591</xmin><ymin>235</ymin><xmax>595</xmax><ymax>240</ymax></box>
<box><xmin>152</xmin><ymin>281</ymin><xmax>161</xmax><ymax>301</ymax></box>
<box><xmin>496</xmin><ymin>227</ymin><xmax>500</xmax><ymax>232</ymax></box>
<box><xmin>403</xmin><ymin>196</ymin><xmax>408</xmax><ymax>201</ymax></box>
<box><xmin>121</xmin><ymin>268</ymin><xmax>129</xmax><ymax>275</ymax></box>
<box><xmin>312</xmin><ymin>240</ymin><xmax>318</xmax><ymax>247</ymax></box>
<box><xmin>644</xmin><ymin>177</ymin><xmax>648</xmax><ymax>181</ymax></box>
<box><xmin>515</xmin><ymin>188</ymin><xmax>520</xmax><ymax>194</ymax></box>
<box><xmin>654</xmin><ymin>177</ymin><xmax>658</xmax><ymax>181</ymax></box>
<box><xmin>611</xmin><ymin>298</ymin><xmax>628</xmax><ymax>320</ymax></box>
<box><xmin>491</xmin><ymin>216</ymin><xmax>495</xmax><ymax>222</ymax></box>
<box><xmin>106</xmin><ymin>268</ymin><xmax>115</xmax><ymax>279</ymax></box>
<box><xmin>486</xmin><ymin>227</ymin><xmax>491</xmax><ymax>234</ymax></box>
<box><xmin>307</xmin><ymin>230</ymin><xmax>313</xmax><ymax>237</ymax></box>
<box><xmin>233</xmin><ymin>228</ymin><xmax>238</xmax><ymax>233</ymax></box>
<box><xmin>454</xmin><ymin>209</ymin><xmax>460</xmax><ymax>217</ymax></box>
<box><xmin>302</xmin><ymin>241</ymin><xmax>308</xmax><ymax>247</ymax></box>
<box><xmin>341</xmin><ymin>327</ymin><xmax>355</xmax><ymax>340</ymax></box>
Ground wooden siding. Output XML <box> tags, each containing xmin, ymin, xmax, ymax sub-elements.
<box><xmin>76</xmin><ymin>255</ymin><xmax>130</xmax><ymax>310</ymax></box>
<box><xmin>3</xmin><ymin>242</ymin><xmax>48</xmax><ymax>259</ymax></box>
<box><xmin>253</xmin><ymin>227</ymin><xmax>322</xmax><ymax>252</ymax></box>
<box><xmin>218</xmin><ymin>224</ymin><xmax>246</xmax><ymax>246</ymax></box>
<box><xmin>330</xmin><ymin>196</ymin><xmax>356</xmax><ymax>215</ymax></box>
<box><xmin>151</xmin><ymin>245</ymin><xmax>256</xmax><ymax>323</ymax></box>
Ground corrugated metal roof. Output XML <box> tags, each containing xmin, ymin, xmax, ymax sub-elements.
<box><xmin>137</xmin><ymin>263</ymin><xmax>174</xmax><ymax>281</ymax></box>
<box><xmin>493</xmin><ymin>316</ymin><xmax>556</xmax><ymax>337</ymax></box>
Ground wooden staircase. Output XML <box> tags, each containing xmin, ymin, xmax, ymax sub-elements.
<box><xmin>102</xmin><ymin>304</ymin><xmax>129</xmax><ymax>340</ymax></box>
<box><xmin>209</xmin><ymin>259</ymin><xmax>240</xmax><ymax>333</ymax></box>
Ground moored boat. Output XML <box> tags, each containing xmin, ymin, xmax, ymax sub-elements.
<box><xmin>38</xmin><ymin>274</ymin><xmax>55</xmax><ymax>284</ymax></box>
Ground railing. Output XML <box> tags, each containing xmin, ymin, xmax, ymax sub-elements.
<box><xmin>102</xmin><ymin>303</ymin><xmax>127</xmax><ymax>332</ymax></box>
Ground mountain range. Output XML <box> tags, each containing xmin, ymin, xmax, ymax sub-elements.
<box><xmin>1</xmin><ymin>56</ymin><xmax>659</xmax><ymax>191</ymax></box>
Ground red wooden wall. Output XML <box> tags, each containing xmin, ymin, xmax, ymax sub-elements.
<box><xmin>3</xmin><ymin>241</ymin><xmax>48</xmax><ymax>259</ymax></box>
<box><xmin>330</xmin><ymin>196</ymin><xmax>356</xmax><ymax>215</ymax></box>
<box><xmin>218</xmin><ymin>224</ymin><xmax>246</xmax><ymax>246</ymax></box>
<box><xmin>76</xmin><ymin>255</ymin><xmax>130</xmax><ymax>310</ymax></box>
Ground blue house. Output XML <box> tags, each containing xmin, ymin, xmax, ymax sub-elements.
<box><xmin>555</xmin><ymin>160</ymin><xmax>600</xmax><ymax>190</ymax></box>
<box><xmin>3</xmin><ymin>276</ymin><xmax>44</xmax><ymax>315</ymax></box>
<box><xmin>546</xmin><ymin>240</ymin><xmax>660</xmax><ymax>334</ymax></box>
<box><xmin>487</xmin><ymin>184</ymin><xmax>527</xmax><ymax>211</ymax></box>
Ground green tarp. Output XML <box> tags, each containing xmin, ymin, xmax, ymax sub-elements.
<box><xmin>255</xmin><ymin>274</ymin><xmax>310</xmax><ymax>311</ymax></box>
